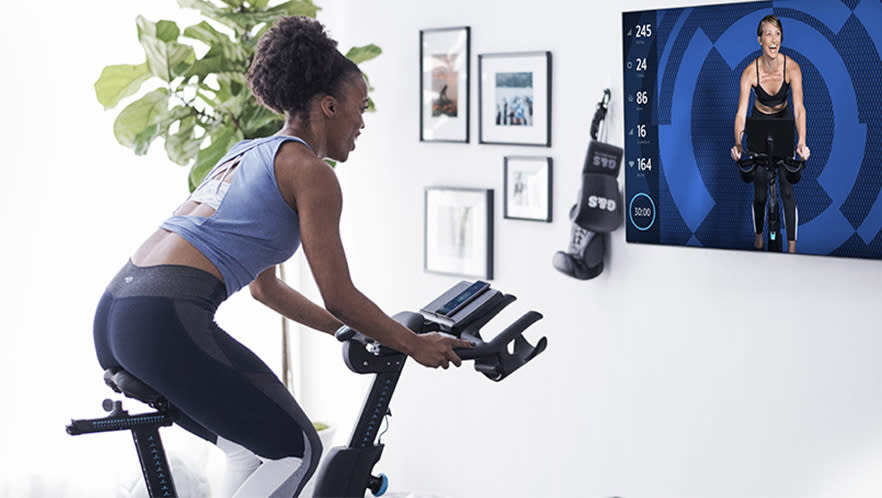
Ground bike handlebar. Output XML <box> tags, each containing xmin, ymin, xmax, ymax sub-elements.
<box><xmin>777</xmin><ymin>154</ymin><xmax>806</xmax><ymax>174</ymax></box>
<box><xmin>737</xmin><ymin>150</ymin><xmax>806</xmax><ymax>175</ymax></box>
<box><xmin>335</xmin><ymin>304</ymin><xmax>546</xmax><ymax>382</ymax></box>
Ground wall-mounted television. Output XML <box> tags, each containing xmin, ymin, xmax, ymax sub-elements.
<box><xmin>622</xmin><ymin>0</ymin><xmax>882</xmax><ymax>259</ymax></box>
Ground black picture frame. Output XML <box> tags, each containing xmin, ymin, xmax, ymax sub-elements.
<box><xmin>424</xmin><ymin>187</ymin><xmax>494</xmax><ymax>279</ymax></box>
<box><xmin>419</xmin><ymin>26</ymin><xmax>470</xmax><ymax>143</ymax></box>
<box><xmin>478</xmin><ymin>51</ymin><xmax>552</xmax><ymax>147</ymax></box>
<box><xmin>503</xmin><ymin>156</ymin><xmax>553</xmax><ymax>222</ymax></box>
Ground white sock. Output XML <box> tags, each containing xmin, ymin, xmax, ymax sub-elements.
<box><xmin>216</xmin><ymin>436</ymin><xmax>261</xmax><ymax>498</ymax></box>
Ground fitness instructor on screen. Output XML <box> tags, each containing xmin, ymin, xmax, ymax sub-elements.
<box><xmin>730</xmin><ymin>14</ymin><xmax>810</xmax><ymax>253</ymax></box>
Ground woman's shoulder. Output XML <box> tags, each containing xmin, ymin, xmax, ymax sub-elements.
<box><xmin>785</xmin><ymin>54</ymin><xmax>802</xmax><ymax>75</ymax></box>
<box><xmin>275</xmin><ymin>140</ymin><xmax>337</xmax><ymax>186</ymax></box>
<box><xmin>275</xmin><ymin>139</ymin><xmax>324</xmax><ymax>169</ymax></box>
<box><xmin>273</xmin><ymin>139</ymin><xmax>339</xmax><ymax>210</ymax></box>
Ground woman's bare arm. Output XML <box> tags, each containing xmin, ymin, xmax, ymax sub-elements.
<box><xmin>250</xmin><ymin>267</ymin><xmax>342</xmax><ymax>335</ymax></box>
<box><xmin>272</xmin><ymin>144</ymin><xmax>471</xmax><ymax>368</ymax></box>
<box><xmin>789</xmin><ymin>57</ymin><xmax>811</xmax><ymax>159</ymax></box>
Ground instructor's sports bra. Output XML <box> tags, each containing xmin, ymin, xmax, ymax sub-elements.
<box><xmin>753</xmin><ymin>56</ymin><xmax>790</xmax><ymax>108</ymax></box>
<box><xmin>161</xmin><ymin>135</ymin><xmax>308</xmax><ymax>297</ymax></box>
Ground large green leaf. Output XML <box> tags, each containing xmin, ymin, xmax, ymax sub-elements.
<box><xmin>113</xmin><ymin>88</ymin><xmax>171</xmax><ymax>152</ymax></box>
<box><xmin>155</xmin><ymin>20</ymin><xmax>181</xmax><ymax>42</ymax></box>
<box><xmin>138</xmin><ymin>16</ymin><xmax>196</xmax><ymax>82</ymax></box>
<box><xmin>346</xmin><ymin>44</ymin><xmax>382</xmax><ymax>65</ymax></box>
<box><xmin>184</xmin><ymin>54</ymin><xmax>230</xmax><ymax>81</ymax></box>
<box><xmin>166</xmin><ymin>115</ymin><xmax>203</xmax><ymax>165</ymax></box>
<box><xmin>94</xmin><ymin>62</ymin><xmax>151</xmax><ymax>109</ymax></box>
<box><xmin>219</xmin><ymin>0</ymin><xmax>245</xmax><ymax>7</ymax></box>
<box><xmin>239</xmin><ymin>98</ymin><xmax>282</xmax><ymax>138</ymax></box>
<box><xmin>181</xmin><ymin>22</ymin><xmax>250</xmax><ymax>81</ymax></box>
<box><xmin>137</xmin><ymin>16</ymin><xmax>180</xmax><ymax>42</ymax></box>
<box><xmin>177</xmin><ymin>0</ymin><xmax>224</xmax><ymax>20</ymax></box>
<box><xmin>216</xmin><ymin>72</ymin><xmax>248</xmax><ymax>102</ymax></box>
<box><xmin>214</xmin><ymin>0</ymin><xmax>320</xmax><ymax>31</ymax></box>
<box><xmin>178</xmin><ymin>0</ymin><xmax>241</xmax><ymax>32</ymax></box>
<box><xmin>217</xmin><ymin>91</ymin><xmax>247</xmax><ymax>121</ymax></box>
<box><xmin>265</xmin><ymin>0</ymin><xmax>320</xmax><ymax>18</ymax></box>
<box><xmin>189</xmin><ymin>124</ymin><xmax>239</xmax><ymax>190</ymax></box>
<box><xmin>182</xmin><ymin>20</ymin><xmax>229</xmax><ymax>47</ymax></box>
<box><xmin>249</xmin><ymin>0</ymin><xmax>271</xmax><ymax>8</ymax></box>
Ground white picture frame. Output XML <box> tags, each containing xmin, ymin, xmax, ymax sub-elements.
<box><xmin>424</xmin><ymin>187</ymin><xmax>494</xmax><ymax>279</ymax></box>
<box><xmin>420</xmin><ymin>27</ymin><xmax>470</xmax><ymax>143</ymax></box>
<box><xmin>504</xmin><ymin>156</ymin><xmax>553</xmax><ymax>222</ymax></box>
<box><xmin>479</xmin><ymin>51</ymin><xmax>552</xmax><ymax>147</ymax></box>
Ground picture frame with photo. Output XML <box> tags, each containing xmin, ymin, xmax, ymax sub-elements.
<box><xmin>420</xmin><ymin>26</ymin><xmax>470</xmax><ymax>143</ymax></box>
<box><xmin>478</xmin><ymin>51</ymin><xmax>552</xmax><ymax>147</ymax></box>
<box><xmin>504</xmin><ymin>156</ymin><xmax>552</xmax><ymax>222</ymax></box>
<box><xmin>424</xmin><ymin>187</ymin><xmax>494</xmax><ymax>279</ymax></box>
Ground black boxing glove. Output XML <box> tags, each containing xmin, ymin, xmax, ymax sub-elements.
<box><xmin>571</xmin><ymin>140</ymin><xmax>624</xmax><ymax>233</ymax></box>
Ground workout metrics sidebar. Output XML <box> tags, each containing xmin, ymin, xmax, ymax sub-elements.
<box><xmin>622</xmin><ymin>11</ymin><xmax>660</xmax><ymax>243</ymax></box>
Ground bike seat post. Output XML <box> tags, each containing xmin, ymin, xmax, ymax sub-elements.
<box><xmin>66</xmin><ymin>369</ymin><xmax>178</xmax><ymax>498</ymax></box>
<box><xmin>132</xmin><ymin>421</ymin><xmax>177</xmax><ymax>497</ymax></box>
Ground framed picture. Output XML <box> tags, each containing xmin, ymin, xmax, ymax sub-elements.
<box><xmin>420</xmin><ymin>26</ymin><xmax>470</xmax><ymax>143</ymax></box>
<box><xmin>424</xmin><ymin>187</ymin><xmax>494</xmax><ymax>279</ymax></box>
<box><xmin>504</xmin><ymin>156</ymin><xmax>552</xmax><ymax>222</ymax></box>
<box><xmin>478</xmin><ymin>51</ymin><xmax>552</xmax><ymax>147</ymax></box>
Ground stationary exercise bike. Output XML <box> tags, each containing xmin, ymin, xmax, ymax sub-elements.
<box><xmin>66</xmin><ymin>280</ymin><xmax>547</xmax><ymax>498</ymax></box>
<box><xmin>736</xmin><ymin>116</ymin><xmax>806</xmax><ymax>252</ymax></box>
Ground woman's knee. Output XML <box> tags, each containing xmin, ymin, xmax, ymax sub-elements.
<box><xmin>252</xmin><ymin>426</ymin><xmax>321</xmax><ymax>465</ymax></box>
<box><xmin>780</xmin><ymin>184</ymin><xmax>795</xmax><ymax>202</ymax></box>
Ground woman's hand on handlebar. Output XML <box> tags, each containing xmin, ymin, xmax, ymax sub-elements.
<box><xmin>730</xmin><ymin>144</ymin><xmax>743</xmax><ymax>161</ymax></box>
<box><xmin>797</xmin><ymin>143</ymin><xmax>811</xmax><ymax>161</ymax></box>
<box><xmin>409</xmin><ymin>333</ymin><xmax>474</xmax><ymax>369</ymax></box>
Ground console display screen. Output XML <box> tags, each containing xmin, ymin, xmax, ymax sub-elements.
<box><xmin>623</xmin><ymin>0</ymin><xmax>882</xmax><ymax>259</ymax></box>
<box><xmin>435</xmin><ymin>280</ymin><xmax>489</xmax><ymax>316</ymax></box>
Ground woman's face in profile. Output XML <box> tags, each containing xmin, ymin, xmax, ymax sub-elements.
<box><xmin>758</xmin><ymin>22</ymin><xmax>782</xmax><ymax>57</ymax></box>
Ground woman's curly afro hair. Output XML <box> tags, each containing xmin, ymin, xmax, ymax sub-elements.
<box><xmin>247</xmin><ymin>16</ymin><xmax>361</xmax><ymax>117</ymax></box>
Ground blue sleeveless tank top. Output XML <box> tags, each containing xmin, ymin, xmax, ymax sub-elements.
<box><xmin>161</xmin><ymin>135</ymin><xmax>308</xmax><ymax>297</ymax></box>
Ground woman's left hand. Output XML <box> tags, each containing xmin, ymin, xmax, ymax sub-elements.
<box><xmin>797</xmin><ymin>143</ymin><xmax>811</xmax><ymax>160</ymax></box>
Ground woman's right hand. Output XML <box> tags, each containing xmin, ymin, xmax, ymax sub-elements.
<box><xmin>730</xmin><ymin>144</ymin><xmax>743</xmax><ymax>161</ymax></box>
<box><xmin>409</xmin><ymin>332</ymin><xmax>474</xmax><ymax>369</ymax></box>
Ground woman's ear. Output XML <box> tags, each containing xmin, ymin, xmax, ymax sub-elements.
<box><xmin>320</xmin><ymin>95</ymin><xmax>337</xmax><ymax>118</ymax></box>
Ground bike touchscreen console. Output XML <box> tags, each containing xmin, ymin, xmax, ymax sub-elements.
<box><xmin>420</xmin><ymin>280</ymin><xmax>497</xmax><ymax>329</ymax></box>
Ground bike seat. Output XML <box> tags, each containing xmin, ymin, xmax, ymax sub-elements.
<box><xmin>103</xmin><ymin>368</ymin><xmax>167</xmax><ymax>407</ymax></box>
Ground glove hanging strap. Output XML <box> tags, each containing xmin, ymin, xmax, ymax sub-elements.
<box><xmin>590</xmin><ymin>89</ymin><xmax>612</xmax><ymax>141</ymax></box>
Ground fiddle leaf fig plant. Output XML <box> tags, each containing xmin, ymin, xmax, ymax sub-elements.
<box><xmin>95</xmin><ymin>0</ymin><xmax>381</xmax><ymax>190</ymax></box>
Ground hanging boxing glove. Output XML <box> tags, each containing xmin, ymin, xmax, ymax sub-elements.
<box><xmin>552</xmin><ymin>206</ymin><xmax>605</xmax><ymax>280</ymax></box>
<box><xmin>553</xmin><ymin>89</ymin><xmax>623</xmax><ymax>281</ymax></box>
<box><xmin>571</xmin><ymin>140</ymin><xmax>624</xmax><ymax>233</ymax></box>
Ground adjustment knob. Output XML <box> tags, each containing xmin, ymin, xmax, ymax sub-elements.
<box><xmin>368</xmin><ymin>473</ymin><xmax>388</xmax><ymax>496</ymax></box>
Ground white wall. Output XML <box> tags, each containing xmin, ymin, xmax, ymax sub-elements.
<box><xmin>300</xmin><ymin>1</ymin><xmax>882</xmax><ymax>498</ymax></box>
<box><xmin>2</xmin><ymin>1</ymin><xmax>881</xmax><ymax>498</ymax></box>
